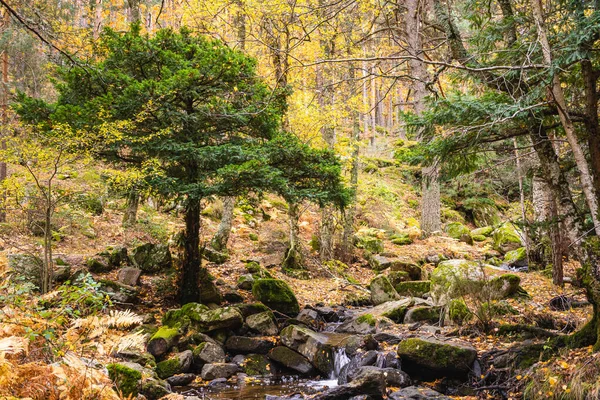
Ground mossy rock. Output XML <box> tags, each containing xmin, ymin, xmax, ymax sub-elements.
<box><xmin>155</xmin><ymin>358</ymin><xmax>180</xmax><ymax>379</ymax></box>
<box><xmin>355</xmin><ymin>236</ymin><xmax>384</xmax><ymax>254</ymax></box>
<box><xmin>252</xmin><ymin>279</ymin><xmax>300</xmax><ymax>316</ymax></box>
<box><xmin>130</xmin><ymin>243</ymin><xmax>172</xmax><ymax>273</ymax></box>
<box><xmin>444</xmin><ymin>222</ymin><xmax>470</xmax><ymax>239</ymax></box>
<box><xmin>369</xmin><ymin>275</ymin><xmax>400</xmax><ymax>305</ymax></box>
<box><xmin>107</xmin><ymin>363</ymin><xmax>142</xmax><ymax>397</ymax></box>
<box><xmin>203</xmin><ymin>247</ymin><xmax>230</xmax><ymax>264</ymax></box>
<box><xmin>388</xmin><ymin>271</ymin><xmax>410</xmax><ymax>287</ymax></box>
<box><xmin>391</xmin><ymin>233</ymin><xmax>413</xmax><ymax>246</ymax></box>
<box><xmin>471</xmin><ymin>234</ymin><xmax>487</xmax><ymax>242</ymax></box>
<box><xmin>503</xmin><ymin>247</ymin><xmax>527</xmax><ymax>267</ymax></box>
<box><xmin>395</xmin><ymin>280</ymin><xmax>430</xmax><ymax>297</ymax></box>
<box><xmin>107</xmin><ymin>246</ymin><xmax>129</xmax><ymax>268</ymax></box>
<box><xmin>235</xmin><ymin>302</ymin><xmax>271</xmax><ymax>318</ymax></box>
<box><xmin>388</xmin><ymin>260</ymin><xmax>422</xmax><ymax>280</ymax></box>
<box><xmin>470</xmin><ymin>203</ymin><xmax>501</xmax><ymax>228</ymax></box>
<box><xmin>430</xmin><ymin>259</ymin><xmax>485</xmax><ymax>305</ymax></box>
<box><xmin>448</xmin><ymin>299</ymin><xmax>471</xmax><ymax>326</ymax></box>
<box><xmin>441</xmin><ymin>208</ymin><xmax>465</xmax><ymax>223</ymax></box>
<box><xmin>162</xmin><ymin>302</ymin><xmax>210</xmax><ymax>329</ymax></box>
<box><xmin>471</xmin><ymin>226</ymin><xmax>494</xmax><ymax>237</ymax></box>
<box><xmin>489</xmin><ymin>274</ymin><xmax>521</xmax><ymax>299</ymax></box>
<box><xmin>240</xmin><ymin>354</ymin><xmax>273</xmax><ymax>376</ymax></box>
<box><xmin>87</xmin><ymin>257</ymin><xmax>112</xmax><ymax>273</ymax></box>
<box><xmin>492</xmin><ymin>223</ymin><xmax>524</xmax><ymax>254</ymax></box>
<box><xmin>404</xmin><ymin>306</ymin><xmax>441</xmax><ymax>323</ymax></box>
<box><xmin>147</xmin><ymin>326</ymin><xmax>180</xmax><ymax>357</ymax></box>
<box><xmin>246</xmin><ymin>261</ymin><xmax>273</xmax><ymax>279</ymax></box>
<box><xmin>237</xmin><ymin>274</ymin><xmax>255</xmax><ymax>290</ymax></box>
<box><xmin>397</xmin><ymin>337</ymin><xmax>477</xmax><ymax>377</ymax></box>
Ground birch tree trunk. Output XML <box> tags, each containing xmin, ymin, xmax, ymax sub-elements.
<box><xmin>211</xmin><ymin>197</ymin><xmax>235</xmax><ymax>252</ymax></box>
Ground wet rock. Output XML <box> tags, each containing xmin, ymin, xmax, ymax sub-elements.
<box><xmin>225</xmin><ymin>336</ymin><xmax>275</xmax><ymax>354</ymax></box>
<box><xmin>312</xmin><ymin>365</ymin><xmax>386</xmax><ymax>400</ymax></box>
<box><xmin>166</xmin><ymin>373</ymin><xmax>195</xmax><ymax>387</ymax></box>
<box><xmin>236</xmin><ymin>353</ymin><xmax>275</xmax><ymax>376</ymax></box>
<box><xmin>223</xmin><ymin>290</ymin><xmax>244</xmax><ymax>303</ymax></box>
<box><xmin>117</xmin><ymin>267</ymin><xmax>142</xmax><ymax>286</ymax></box>
<box><xmin>140</xmin><ymin>377</ymin><xmax>171</xmax><ymax>400</ymax></box>
<box><xmin>268</xmin><ymin>346</ymin><xmax>316</xmax><ymax>375</ymax></box>
<box><xmin>252</xmin><ymin>279</ymin><xmax>300</xmax><ymax>316</ymax></box>
<box><xmin>200</xmin><ymin>363</ymin><xmax>240</xmax><ymax>380</ymax></box>
<box><xmin>280</xmin><ymin>324</ymin><xmax>338</xmax><ymax>376</ymax></box>
<box><xmin>369</xmin><ymin>275</ymin><xmax>400</xmax><ymax>305</ymax></box>
<box><xmin>373</xmin><ymin>332</ymin><xmax>403</xmax><ymax>344</ymax></box>
<box><xmin>192</xmin><ymin>342</ymin><xmax>225</xmax><ymax>368</ymax></box>
<box><xmin>155</xmin><ymin>350</ymin><xmax>193</xmax><ymax>379</ymax></box>
<box><xmin>397</xmin><ymin>337</ymin><xmax>477</xmax><ymax>378</ymax></box>
<box><xmin>348</xmin><ymin>366</ymin><xmax>411</xmax><ymax>388</ymax></box>
<box><xmin>246</xmin><ymin>311</ymin><xmax>279</xmax><ymax>335</ymax></box>
<box><xmin>164</xmin><ymin>304</ymin><xmax>244</xmax><ymax>333</ymax></box>
<box><xmin>336</xmin><ymin>313</ymin><xmax>394</xmax><ymax>334</ymax></box>
<box><xmin>130</xmin><ymin>243</ymin><xmax>172</xmax><ymax>273</ymax></box>
<box><xmin>389</xmin><ymin>385</ymin><xmax>451</xmax><ymax>399</ymax></box>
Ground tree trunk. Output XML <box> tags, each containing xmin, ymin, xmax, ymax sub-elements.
<box><xmin>181</xmin><ymin>198</ymin><xmax>202</xmax><ymax>304</ymax></box>
<box><xmin>93</xmin><ymin>0</ymin><xmax>103</xmax><ymax>39</ymax></box>
<box><xmin>282</xmin><ymin>202</ymin><xmax>305</xmax><ymax>273</ymax></box>
<box><xmin>211</xmin><ymin>196</ymin><xmax>235</xmax><ymax>252</ymax></box>
<box><xmin>127</xmin><ymin>0</ymin><xmax>141</xmax><ymax>23</ymax></box>
<box><xmin>531</xmin><ymin>0</ymin><xmax>600</xmax><ymax>236</ymax></box>
<box><xmin>404</xmin><ymin>0</ymin><xmax>442</xmax><ymax>236</ymax></box>
<box><xmin>341</xmin><ymin>105</ymin><xmax>361</xmax><ymax>262</ymax></box>
<box><xmin>513</xmin><ymin>138</ymin><xmax>532</xmax><ymax>263</ymax></box>
<box><xmin>0</xmin><ymin>11</ymin><xmax>8</xmax><ymax>224</ymax></box>
<box><xmin>122</xmin><ymin>188</ymin><xmax>139</xmax><ymax>226</ymax></box>
<box><xmin>581</xmin><ymin>57</ymin><xmax>600</xmax><ymax>199</ymax></box>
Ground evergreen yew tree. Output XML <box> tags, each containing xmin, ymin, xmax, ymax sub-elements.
<box><xmin>17</xmin><ymin>24</ymin><xmax>283</xmax><ymax>304</ymax></box>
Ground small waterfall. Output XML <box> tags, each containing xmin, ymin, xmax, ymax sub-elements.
<box><xmin>330</xmin><ymin>348</ymin><xmax>350</xmax><ymax>379</ymax></box>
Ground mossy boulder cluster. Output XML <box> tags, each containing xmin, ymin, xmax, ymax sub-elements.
<box><xmin>397</xmin><ymin>337</ymin><xmax>477</xmax><ymax>378</ymax></box>
<box><xmin>492</xmin><ymin>222</ymin><xmax>524</xmax><ymax>254</ymax></box>
<box><xmin>444</xmin><ymin>222</ymin><xmax>471</xmax><ymax>239</ymax></box>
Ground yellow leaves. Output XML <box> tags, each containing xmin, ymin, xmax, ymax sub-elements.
<box><xmin>559</xmin><ymin>361</ymin><xmax>570</xmax><ymax>370</ymax></box>
<box><xmin>548</xmin><ymin>375</ymin><xmax>558</xmax><ymax>386</ymax></box>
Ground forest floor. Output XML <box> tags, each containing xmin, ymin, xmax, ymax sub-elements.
<box><xmin>0</xmin><ymin>158</ymin><xmax>595</xmax><ymax>400</ymax></box>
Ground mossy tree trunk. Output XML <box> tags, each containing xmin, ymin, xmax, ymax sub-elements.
<box><xmin>122</xmin><ymin>187</ymin><xmax>139</xmax><ymax>226</ymax></box>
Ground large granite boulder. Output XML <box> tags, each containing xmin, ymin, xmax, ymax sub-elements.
<box><xmin>268</xmin><ymin>346</ymin><xmax>317</xmax><ymax>375</ymax></box>
<box><xmin>492</xmin><ymin>223</ymin><xmax>524</xmax><ymax>254</ymax></box>
<box><xmin>130</xmin><ymin>243</ymin><xmax>172</xmax><ymax>273</ymax></box>
<box><xmin>430</xmin><ymin>259</ymin><xmax>485</xmax><ymax>305</ymax></box>
<box><xmin>369</xmin><ymin>275</ymin><xmax>400</xmax><ymax>305</ymax></box>
<box><xmin>397</xmin><ymin>337</ymin><xmax>477</xmax><ymax>378</ymax></box>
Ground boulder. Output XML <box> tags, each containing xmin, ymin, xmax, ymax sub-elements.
<box><xmin>492</xmin><ymin>223</ymin><xmax>524</xmax><ymax>253</ymax></box>
<box><xmin>246</xmin><ymin>311</ymin><xmax>279</xmax><ymax>335</ymax></box>
<box><xmin>403</xmin><ymin>306</ymin><xmax>441</xmax><ymax>324</ymax></box>
<box><xmin>280</xmin><ymin>324</ymin><xmax>339</xmax><ymax>376</ymax></box>
<box><xmin>355</xmin><ymin>235</ymin><xmax>384</xmax><ymax>254</ymax></box>
<box><xmin>471</xmin><ymin>226</ymin><xmax>493</xmax><ymax>237</ymax></box>
<box><xmin>200</xmin><ymin>363</ymin><xmax>240</xmax><ymax>380</ymax></box>
<box><xmin>297</xmin><ymin>308</ymin><xmax>320</xmax><ymax>328</ymax></box>
<box><xmin>118</xmin><ymin>267</ymin><xmax>142</xmax><ymax>286</ymax></box>
<box><xmin>166</xmin><ymin>373</ymin><xmax>195</xmax><ymax>387</ymax></box>
<box><xmin>192</xmin><ymin>342</ymin><xmax>225</xmax><ymax>368</ymax></box>
<box><xmin>99</xmin><ymin>279</ymin><xmax>138</xmax><ymax>303</ymax></box>
<box><xmin>107</xmin><ymin>362</ymin><xmax>143</xmax><ymax>397</ymax></box>
<box><xmin>503</xmin><ymin>247</ymin><xmax>527</xmax><ymax>268</ymax></box>
<box><xmin>155</xmin><ymin>350</ymin><xmax>193</xmax><ymax>379</ymax></box>
<box><xmin>397</xmin><ymin>337</ymin><xmax>477</xmax><ymax>378</ymax></box>
<box><xmin>130</xmin><ymin>243</ymin><xmax>172</xmax><ymax>273</ymax></box>
<box><xmin>225</xmin><ymin>336</ymin><xmax>275</xmax><ymax>354</ymax></box>
<box><xmin>336</xmin><ymin>313</ymin><xmax>395</xmax><ymax>334</ymax></box>
<box><xmin>223</xmin><ymin>290</ymin><xmax>244</xmax><ymax>303</ymax></box>
<box><xmin>489</xmin><ymin>274</ymin><xmax>521</xmax><ymax>299</ymax></box>
<box><xmin>395</xmin><ymin>281</ymin><xmax>431</xmax><ymax>297</ymax></box>
<box><xmin>347</xmin><ymin>366</ymin><xmax>411</xmax><ymax>388</ymax></box>
<box><xmin>268</xmin><ymin>346</ymin><xmax>316</xmax><ymax>375</ymax></box>
<box><xmin>163</xmin><ymin>303</ymin><xmax>243</xmax><ymax>333</ymax></box>
<box><xmin>87</xmin><ymin>256</ymin><xmax>112</xmax><ymax>273</ymax></box>
<box><xmin>444</xmin><ymin>222</ymin><xmax>470</xmax><ymax>239</ymax></box>
<box><xmin>236</xmin><ymin>353</ymin><xmax>275</xmax><ymax>376</ymax></box>
<box><xmin>312</xmin><ymin>364</ymin><xmax>386</xmax><ymax>400</ymax></box>
<box><xmin>140</xmin><ymin>377</ymin><xmax>172</xmax><ymax>400</ymax></box>
<box><xmin>235</xmin><ymin>303</ymin><xmax>271</xmax><ymax>319</ymax></box>
<box><xmin>7</xmin><ymin>253</ymin><xmax>43</xmax><ymax>288</ymax></box>
<box><xmin>430</xmin><ymin>259</ymin><xmax>485</xmax><ymax>305</ymax></box>
<box><xmin>106</xmin><ymin>246</ymin><xmax>129</xmax><ymax>268</ymax></box>
<box><xmin>471</xmin><ymin>203</ymin><xmax>501</xmax><ymax>228</ymax></box>
<box><xmin>388</xmin><ymin>271</ymin><xmax>411</xmax><ymax>287</ymax></box>
<box><xmin>203</xmin><ymin>247</ymin><xmax>229</xmax><ymax>264</ymax></box>
<box><xmin>252</xmin><ymin>279</ymin><xmax>300</xmax><ymax>316</ymax></box>
<box><xmin>54</xmin><ymin>265</ymin><xmax>72</xmax><ymax>283</ymax></box>
<box><xmin>389</xmin><ymin>386</ymin><xmax>451</xmax><ymax>399</ymax></box>
<box><xmin>448</xmin><ymin>298</ymin><xmax>471</xmax><ymax>325</ymax></box>
<box><xmin>237</xmin><ymin>274</ymin><xmax>255</xmax><ymax>290</ymax></box>
<box><xmin>388</xmin><ymin>260</ymin><xmax>422</xmax><ymax>280</ymax></box>
<box><xmin>369</xmin><ymin>275</ymin><xmax>400</xmax><ymax>305</ymax></box>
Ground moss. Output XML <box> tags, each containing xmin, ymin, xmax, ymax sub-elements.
<box><xmin>155</xmin><ymin>358</ymin><xmax>180</xmax><ymax>379</ymax></box>
<box><xmin>395</xmin><ymin>280</ymin><xmax>431</xmax><ymax>297</ymax></box>
<box><xmin>471</xmin><ymin>226</ymin><xmax>493</xmax><ymax>237</ymax></box>
<box><xmin>245</xmin><ymin>261</ymin><xmax>261</xmax><ymax>274</ymax></box>
<box><xmin>388</xmin><ymin>271</ymin><xmax>410</xmax><ymax>287</ymax></box>
<box><xmin>107</xmin><ymin>363</ymin><xmax>141</xmax><ymax>396</ymax></box>
<box><xmin>252</xmin><ymin>279</ymin><xmax>300</xmax><ymax>315</ymax></box>
<box><xmin>162</xmin><ymin>303</ymin><xmax>210</xmax><ymax>328</ymax></box>
<box><xmin>356</xmin><ymin>314</ymin><xmax>377</xmax><ymax>327</ymax></box>
<box><xmin>406</xmin><ymin>306</ymin><xmax>440</xmax><ymax>323</ymax></box>
<box><xmin>235</xmin><ymin>302</ymin><xmax>271</xmax><ymax>318</ymax></box>
<box><xmin>242</xmin><ymin>354</ymin><xmax>271</xmax><ymax>376</ymax></box>
<box><xmin>489</xmin><ymin>274</ymin><xmax>521</xmax><ymax>298</ymax></box>
<box><xmin>445</xmin><ymin>222</ymin><xmax>470</xmax><ymax>239</ymax></box>
<box><xmin>355</xmin><ymin>236</ymin><xmax>384</xmax><ymax>254</ymax></box>
<box><xmin>249</xmin><ymin>233</ymin><xmax>259</xmax><ymax>241</ymax></box>
<box><xmin>492</xmin><ymin>223</ymin><xmax>523</xmax><ymax>253</ymax></box>
<box><xmin>448</xmin><ymin>299</ymin><xmax>471</xmax><ymax>325</ymax></box>
<box><xmin>382</xmin><ymin>306</ymin><xmax>410</xmax><ymax>323</ymax></box>
<box><xmin>503</xmin><ymin>247</ymin><xmax>526</xmax><ymax>265</ymax></box>
<box><xmin>471</xmin><ymin>234</ymin><xmax>487</xmax><ymax>242</ymax></box>
<box><xmin>150</xmin><ymin>326</ymin><xmax>179</xmax><ymax>342</ymax></box>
